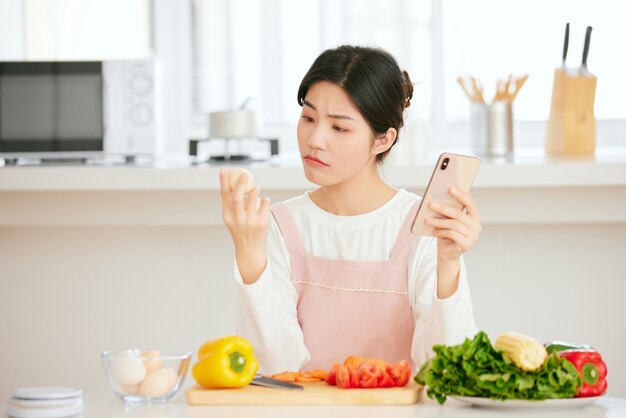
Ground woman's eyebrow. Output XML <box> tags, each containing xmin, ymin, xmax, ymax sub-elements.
<box><xmin>303</xmin><ymin>100</ymin><xmax>356</xmax><ymax>121</ymax></box>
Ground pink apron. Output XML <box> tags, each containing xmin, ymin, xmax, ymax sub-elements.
<box><xmin>270</xmin><ymin>200</ymin><xmax>420</xmax><ymax>371</ymax></box>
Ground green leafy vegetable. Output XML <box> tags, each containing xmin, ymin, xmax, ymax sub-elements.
<box><xmin>415</xmin><ymin>331</ymin><xmax>581</xmax><ymax>405</ymax></box>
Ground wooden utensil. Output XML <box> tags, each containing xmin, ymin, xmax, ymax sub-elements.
<box><xmin>469</xmin><ymin>76</ymin><xmax>485</xmax><ymax>104</ymax></box>
<box><xmin>457</xmin><ymin>76</ymin><xmax>474</xmax><ymax>101</ymax></box>
<box><xmin>510</xmin><ymin>74</ymin><xmax>528</xmax><ymax>101</ymax></box>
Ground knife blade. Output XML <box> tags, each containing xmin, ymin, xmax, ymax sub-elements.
<box><xmin>250</xmin><ymin>375</ymin><xmax>304</xmax><ymax>391</ymax></box>
<box><xmin>562</xmin><ymin>22</ymin><xmax>569</xmax><ymax>68</ymax></box>
<box><xmin>582</xmin><ymin>26</ymin><xmax>593</xmax><ymax>71</ymax></box>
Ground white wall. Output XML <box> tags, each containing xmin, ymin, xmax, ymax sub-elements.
<box><xmin>1</xmin><ymin>221</ymin><xmax>625</xmax><ymax>401</ymax></box>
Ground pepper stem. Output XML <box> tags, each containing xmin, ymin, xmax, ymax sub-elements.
<box><xmin>230</xmin><ymin>351</ymin><xmax>246</xmax><ymax>373</ymax></box>
<box><xmin>582</xmin><ymin>363</ymin><xmax>598</xmax><ymax>385</ymax></box>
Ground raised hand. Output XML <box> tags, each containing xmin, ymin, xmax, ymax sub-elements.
<box><xmin>219</xmin><ymin>169</ymin><xmax>271</xmax><ymax>284</ymax></box>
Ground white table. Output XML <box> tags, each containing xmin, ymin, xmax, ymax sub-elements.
<box><xmin>6</xmin><ymin>393</ymin><xmax>623</xmax><ymax>418</ymax></box>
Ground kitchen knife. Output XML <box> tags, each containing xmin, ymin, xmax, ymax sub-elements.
<box><xmin>562</xmin><ymin>22</ymin><xmax>569</xmax><ymax>67</ymax></box>
<box><xmin>582</xmin><ymin>26</ymin><xmax>593</xmax><ymax>71</ymax></box>
<box><xmin>250</xmin><ymin>374</ymin><xmax>304</xmax><ymax>390</ymax></box>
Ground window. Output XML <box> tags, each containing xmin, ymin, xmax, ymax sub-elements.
<box><xmin>192</xmin><ymin>0</ymin><xmax>625</xmax><ymax>157</ymax></box>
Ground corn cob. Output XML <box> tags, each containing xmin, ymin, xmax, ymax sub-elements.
<box><xmin>495</xmin><ymin>331</ymin><xmax>548</xmax><ymax>371</ymax></box>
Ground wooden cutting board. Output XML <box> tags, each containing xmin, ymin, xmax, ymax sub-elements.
<box><xmin>186</xmin><ymin>381</ymin><xmax>422</xmax><ymax>405</ymax></box>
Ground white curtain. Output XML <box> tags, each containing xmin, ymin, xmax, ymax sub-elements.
<box><xmin>192</xmin><ymin>0</ymin><xmax>431</xmax><ymax>155</ymax></box>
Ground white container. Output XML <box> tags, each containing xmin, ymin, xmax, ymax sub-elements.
<box><xmin>209</xmin><ymin>110</ymin><xmax>257</xmax><ymax>139</ymax></box>
<box><xmin>470</xmin><ymin>101</ymin><xmax>514</xmax><ymax>159</ymax></box>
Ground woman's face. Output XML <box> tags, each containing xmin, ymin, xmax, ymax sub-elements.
<box><xmin>297</xmin><ymin>81</ymin><xmax>376</xmax><ymax>186</ymax></box>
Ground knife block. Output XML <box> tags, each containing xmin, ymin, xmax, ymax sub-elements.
<box><xmin>545</xmin><ymin>68</ymin><xmax>597</xmax><ymax>156</ymax></box>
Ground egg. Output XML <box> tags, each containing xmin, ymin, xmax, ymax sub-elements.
<box><xmin>139</xmin><ymin>369</ymin><xmax>176</xmax><ymax>397</ymax></box>
<box><xmin>120</xmin><ymin>383</ymin><xmax>139</xmax><ymax>395</ymax></box>
<box><xmin>161</xmin><ymin>367</ymin><xmax>179</xmax><ymax>387</ymax></box>
<box><xmin>110</xmin><ymin>358</ymin><xmax>147</xmax><ymax>386</ymax></box>
<box><xmin>228</xmin><ymin>168</ymin><xmax>254</xmax><ymax>192</ymax></box>
<box><xmin>141</xmin><ymin>350</ymin><xmax>163</xmax><ymax>372</ymax></box>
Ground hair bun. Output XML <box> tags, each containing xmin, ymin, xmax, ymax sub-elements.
<box><xmin>402</xmin><ymin>70</ymin><xmax>414</xmax><ymax>109</ymax></box>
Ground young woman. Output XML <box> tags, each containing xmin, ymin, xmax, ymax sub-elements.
<box><xmin>219</xmin><ymin>45</ymin><xmax>481</xmax><ymax>373</ymax></box>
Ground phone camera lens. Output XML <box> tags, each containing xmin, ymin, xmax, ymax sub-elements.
<box><xmin>441</xmin><ymin>158</ymin><xmax>449</xmax><ymax>170</ymax></box>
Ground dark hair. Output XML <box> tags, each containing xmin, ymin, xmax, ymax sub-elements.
<box><xmin>297</xmin><ymin>45</ymin><xmax>413</xmax><ymax>163</ymax></box>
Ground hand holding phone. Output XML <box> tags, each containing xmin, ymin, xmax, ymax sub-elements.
<box><xmin>411</xmin><ymin>153</ymin><xmax>481</xmax><ymax>237</ymax></box>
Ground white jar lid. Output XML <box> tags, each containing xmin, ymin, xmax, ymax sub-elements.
<box><xmin>11</xmin><ymin>387</ymin><xmax>82</xmax><ymax>401</ymax></box>
<box><xmin>7</xmin><ymin>387</ymin><xmax>83</xmax><ymax>418</ymax></box>
<box><xmin>6</xmin><ymin>399</ymin><xmax>83</xmax><ymax>418</ymax></box>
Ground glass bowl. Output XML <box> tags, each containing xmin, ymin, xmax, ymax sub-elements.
<box><xmin>101</xmin><ymin>349</ymin><xmax>192</xmax><ymax>404</ymax></box>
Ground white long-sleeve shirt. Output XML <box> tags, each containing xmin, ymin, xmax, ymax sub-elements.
<box><xmin>234</xmin><ymin>189</ymin><xmax>478</xmax><ymax>373</ymax></box>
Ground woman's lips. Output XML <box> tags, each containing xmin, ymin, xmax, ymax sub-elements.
<box><xmin>304</xmin><ymin>156</ymin><xmax>328</xmax><ymax>167</ymax></box>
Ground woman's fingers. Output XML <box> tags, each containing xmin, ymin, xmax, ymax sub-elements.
<box><xmin>426</xmin><ymin>216</ymin><xmax>472</xmax><ymax>237</ymax></box>
<box><xmin>219</xmin><ymin>169</ymin><xmax>232</xmax><ymax>206</ymax></box>
<box><xmin>258</xmin><ymin>196</ymin><xmax>271</xmax><ymax>219</ymax></box>
<box><xmin>429</xmin><ymin>198</ymin><xmax>481</xmax><ymax>233</ymax></box>
<box><xmin>429</xmin><ymin>188</ymin><xmax>482</xmax><ymax>257</ymax></box>
<box><xmin>232</xmin><ymin>172</ymin><xmax>249</xmax><ymax>222</ymax></box>
<box><xmin>432</xmin><ymin>227</ymin><xmax>472</xmax><ymax>252</ymax></box>
<box><xmin>429</xmin><ymin>202</ymin><xmax>469</xmax><ymax>225</ymax></box>
<box><xmin>449</xmin><ymin>188</ymin><xmax>480</xmax><ymax>222</ymax></box>
<box><xmin>219</xmin><ymin>169</ymin><xmax>270</xmax><ymax>232</ymax></box>
<box><xmin>219</xmin><ymin>169</ymin><xmax>236</xmax><ymax>226</ymax></box>
<box><xmin>246</xmin><ymin>187</ymin><xmax>260</xmax><ymax>217</ymax></box>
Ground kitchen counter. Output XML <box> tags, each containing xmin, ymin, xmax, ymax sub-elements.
<box><xmin>3</xmin><ymin>393</ymin><xmax>625</xmax><ymax>418</ymax></box>
<box><xmin>1</xmin><ymin>149</ymin><xmax>626</xmax><ymax>191</ymax></box>
<box><xmin>1</xmin><ymin>149</ymin><xmax>626</xmax><ymax>226</ymax></box>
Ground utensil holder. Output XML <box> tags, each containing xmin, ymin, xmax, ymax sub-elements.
<box><xmin>470</xmin><ymin>101</ymin><xmax>514</xmax><ymax>159</ymax></box>
<box><xmin>545</xmin><ymin>69</ymin><xmax>597</xmax><ymax>156</ymax></box>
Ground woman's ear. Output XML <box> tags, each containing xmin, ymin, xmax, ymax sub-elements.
<box><xmin>372</xmin><ymin>127</ymin><xmax>397</xmax><ymax>156</ymax></box>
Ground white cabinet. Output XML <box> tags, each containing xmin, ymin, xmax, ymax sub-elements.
<box><xmin>0</xmin><ymin>0</ymin><xmax>25</xmax><ymax>60</ymax></box>
<box><xmin>1</xmin><ymin>0</ymin><xmax>152</xmax><ymax>61</ymax></box>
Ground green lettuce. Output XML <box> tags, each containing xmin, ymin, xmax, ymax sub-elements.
<box><xmin>414</xmin><ymin>331</ymin><xmax>581</xmax><ymax>405</ymax></box>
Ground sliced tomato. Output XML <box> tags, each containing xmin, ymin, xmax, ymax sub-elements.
<box><xmin>389</xmin><ymin>361</ymin><xmax>411</xmax><ymax>387</ymax></box>
<box><xmin>378</xmin><ymin>367</ymin><xmax>396</xmax><ymax>388</ymax></box>
<box><xmin>335</xmin><ymin>365</ymin><xmax>352</xmax><ymax>389</ymax></box>
<box><xmin>326</xmin><ymin>362</ymin><xmax>339</xmax><ymax>385</ymax></box>
<box><xmin>357</xmin><ymin>362</ymin><xmax>382</xmax><ymax>388</ymax></box>
<box><xmin>349</xmin><ymin>365</ymin><xmax>359</xmax><ymax>388</ymax></box>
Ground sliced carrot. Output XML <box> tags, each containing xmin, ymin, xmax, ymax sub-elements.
<box><xmin>304</xmin><ymin>369</ymin><xmax>329</xmax><ymax>381</ymax></box>
<box><xmin>295</xmin><ymin>374</ymin><xmax>322</xmax><ymax>382</ymax></box>
<box><xmin>270</xmin><ymin>371</ymin><xmax>298</xmax><ymax>382</ymax></box>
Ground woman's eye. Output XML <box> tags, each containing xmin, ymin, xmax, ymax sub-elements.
<box><xmin>333</xmin><ymin>125</ymin><xmax>348</xmax><ymax>133</ymax></box>
<box><xmin>302</xmin><ymin>115</ymin><xmax>314</xmax><ymax>123</ymax></box>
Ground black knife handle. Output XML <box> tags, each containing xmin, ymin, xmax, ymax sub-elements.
<box><xmin>562</xmin><ymin>22</ymin><xmax>569</xmax><ymax>66</ymax></box>
<box><xmin>582</xmin><ymin>26</ymin><xmax>593</xmax><ymax>69</ymax></box>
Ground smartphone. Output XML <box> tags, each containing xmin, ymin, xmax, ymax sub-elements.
<box><xmin>411</xmin><ymin>153</ymin><xmax>481</xmax><ymax>237</ymax></box>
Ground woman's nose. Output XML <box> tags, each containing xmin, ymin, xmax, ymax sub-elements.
<box><xmin>307</xmin><ymin>125</ymin><xmax>327</xmax><ymax>149</ymax></box>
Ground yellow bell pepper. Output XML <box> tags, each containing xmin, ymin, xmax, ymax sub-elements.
<box><xmin>192</xmin><ymin>335</ymin><xmax>259</xmax><ymax>388</ymax></box>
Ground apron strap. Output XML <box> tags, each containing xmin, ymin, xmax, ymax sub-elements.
<box><xmin>270</xmin><ymin>203</ymin><xmax>306</xmax><ymax>256</ymax></box>
<box><xmin>389</xmin><ymin>199</ymin><xmax>421</xmax><ymax>264</ymax></box>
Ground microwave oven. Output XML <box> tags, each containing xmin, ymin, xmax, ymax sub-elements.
<box><xmin>0</xmin><ymin>60</ymin><xmax>158</xmax><ymax>162</ymax></box>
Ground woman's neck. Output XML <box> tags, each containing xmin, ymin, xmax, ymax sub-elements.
<box><xmin>309</xmin><ymin>168</ymin><xmax>397</xmax><ymax>216</ymax></box>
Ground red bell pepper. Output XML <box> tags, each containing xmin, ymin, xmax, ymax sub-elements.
<box><xmin>558</xmin><ymin>349</ymin><xmax>608</xmax><ymax>397</ymax></box>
